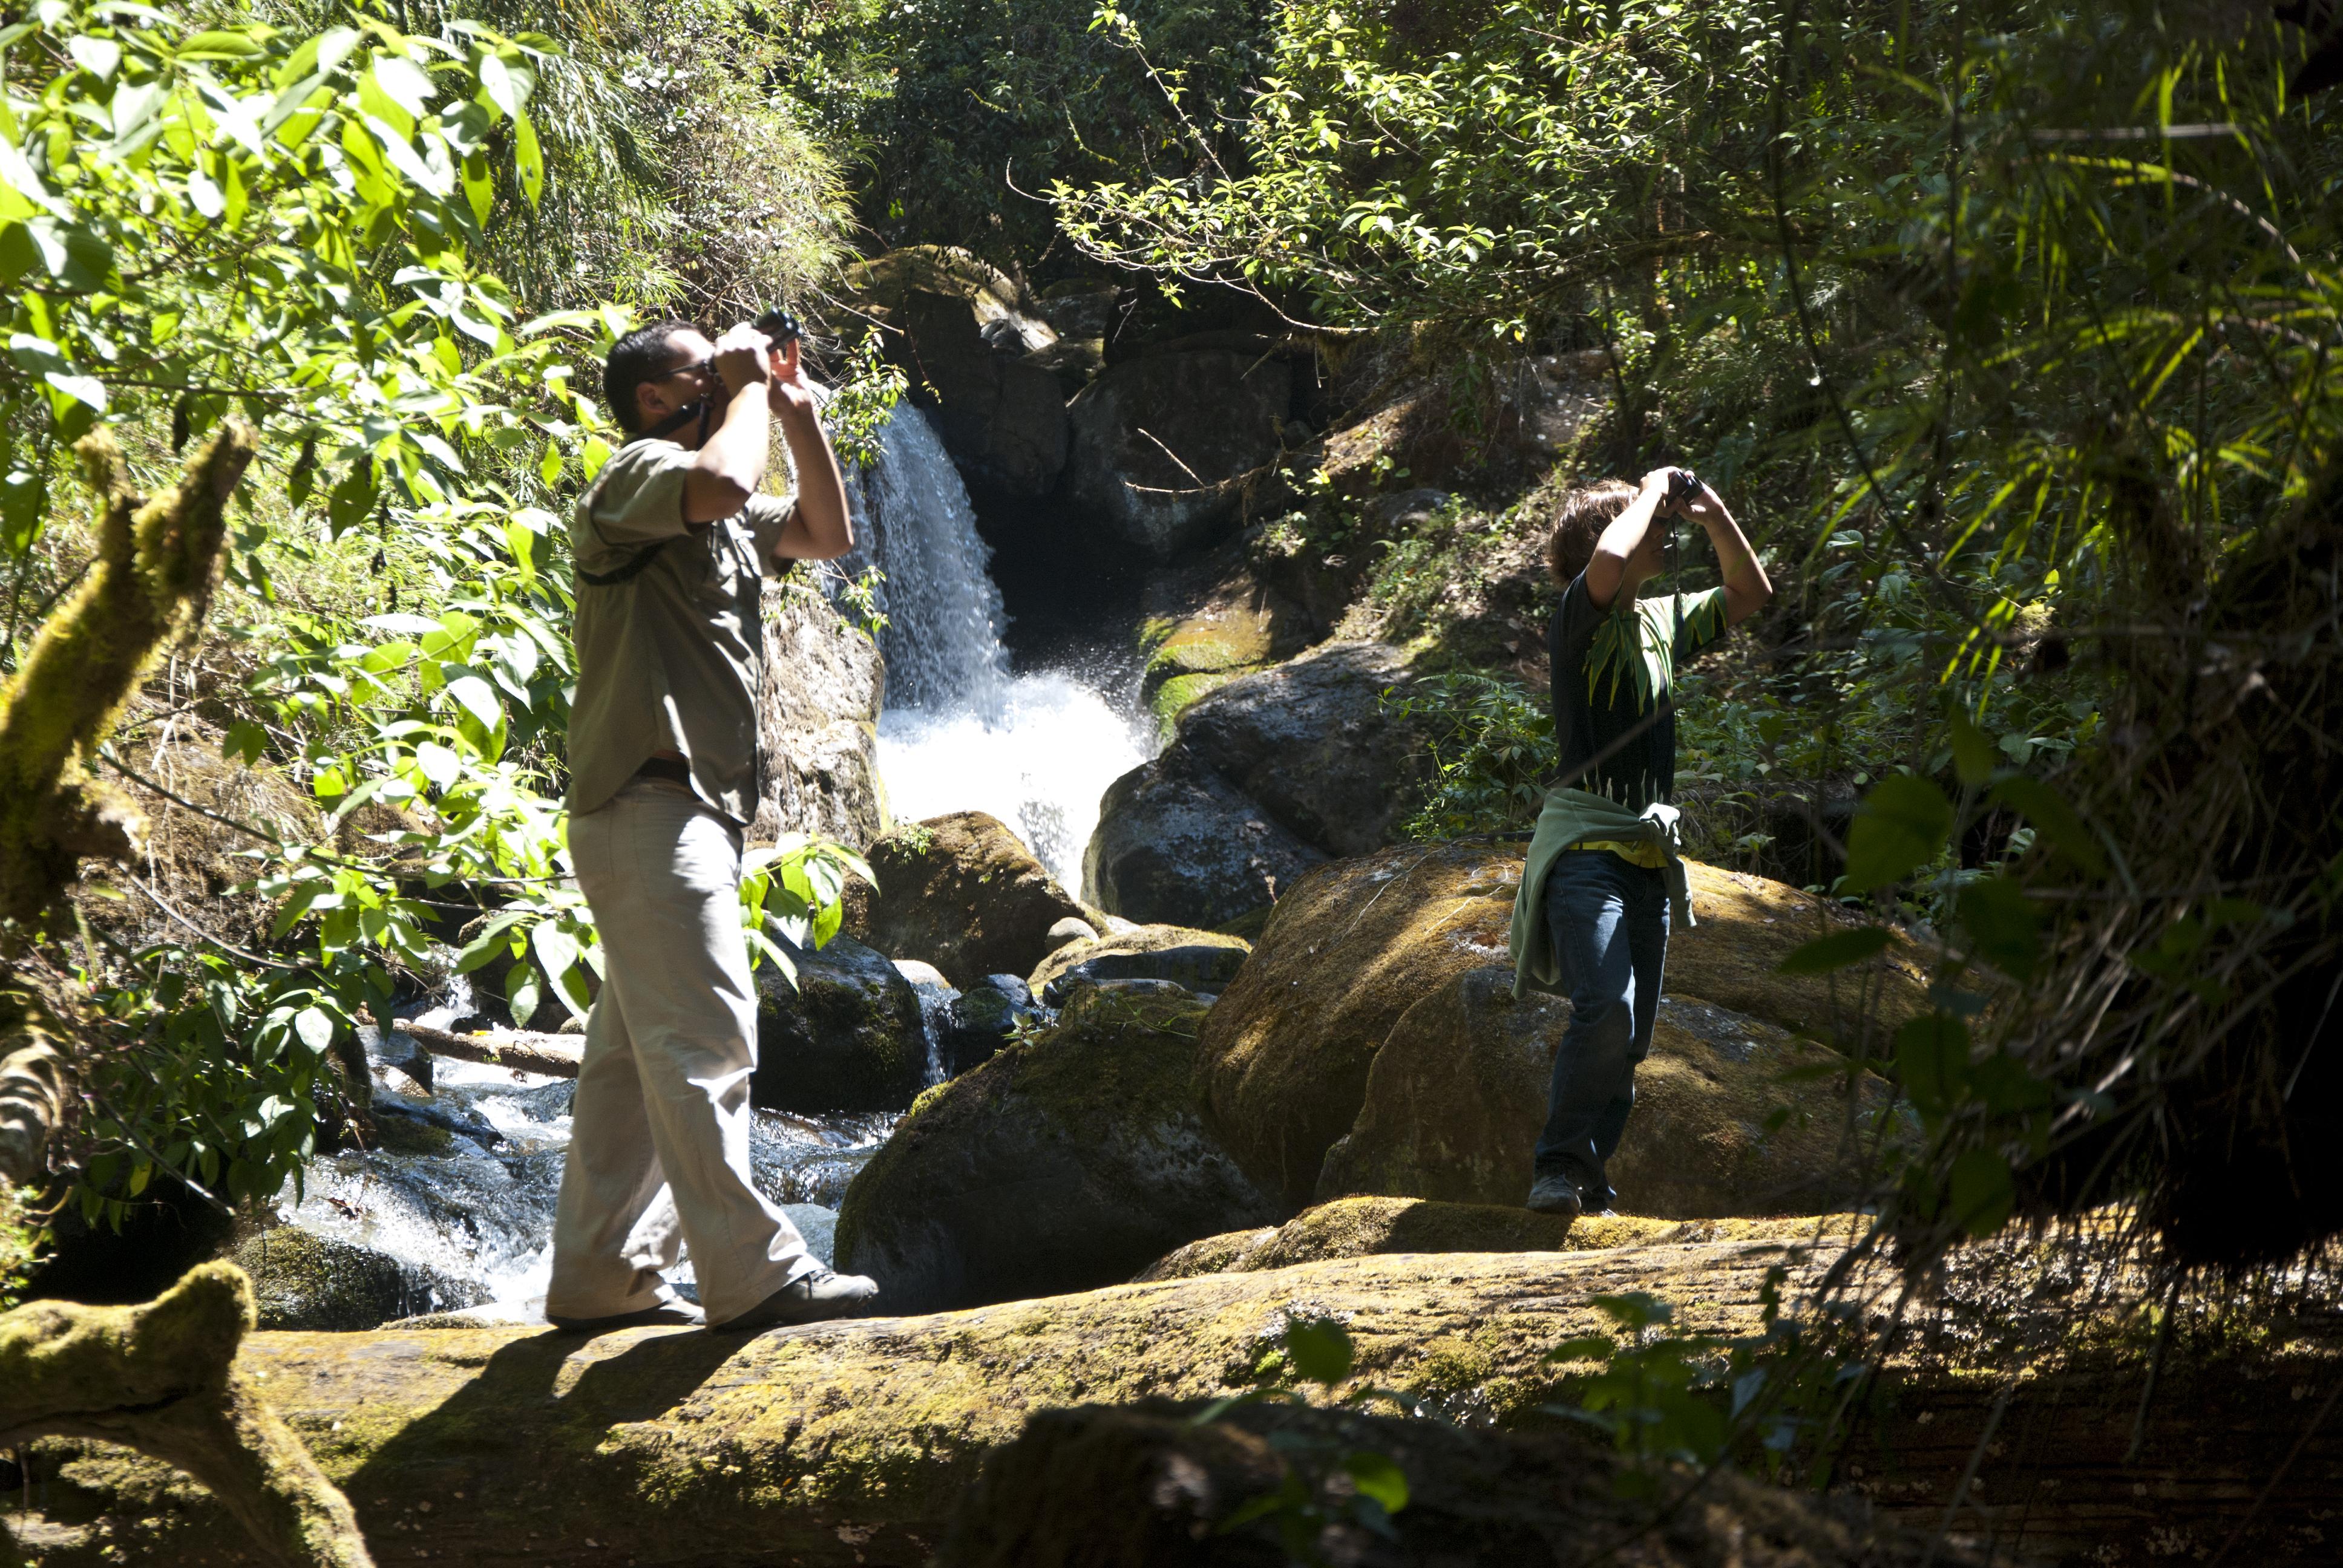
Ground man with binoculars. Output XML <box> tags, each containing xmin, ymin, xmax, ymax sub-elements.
<box><xmin>546</xmin><ymin>313</ymin><xmax>879</xmax><ymax>1333</ymax></box>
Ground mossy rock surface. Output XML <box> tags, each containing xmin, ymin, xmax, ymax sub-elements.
<box><xmin>1196</xmin><ymin>843</ymin><xmax>1931</xmax><ymax>1209</ymax></box>
<box><xmin>1317</xmin><ymin>971</ymin><xmax>1904</xmax><ymax>1216</ymax></box>
<box><xmin>1138</xmin><ymin>601</ymin><xmax>1277</xmax><ymax>733</ymax></box>
<box><xmin>16</xmin><ymin>1229</ymin><xmax>2342</xmax><ymax>1568</ymax></box>
<box><xmin>228</xmin><ymin>1226</ymin><xmax>488</xmax><ymax>1331</ymax></box>
<box><xmin>1026</xmin><ymin>923</ymin><xmax>1251</xmax><ymax>1004</ymax></box>
<box><xmin>1134</xmin><ymin>1196</ymin><xmax>1683</xmax><ymax>1280</ymax></box>
<box><xmin>834</xmin><ymin>984</ymin><xmax>1277</xmax><ymax>1313</ymax></box>
<box><xmin>845</xmin><ymin>810</ymin><xmax>1092</xmax><ymax>987</ymax></box>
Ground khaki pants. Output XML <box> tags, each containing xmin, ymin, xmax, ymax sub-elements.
<box><xmin>546</xmin><ymin>777</ymin><xmax>816</xmax><ymax>1324</ymax></box>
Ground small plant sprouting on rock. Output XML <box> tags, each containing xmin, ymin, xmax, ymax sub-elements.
<box><xmin>1189</xmin><ymin>1316</ymin><xmax>1413</xmax><ymax>1561</ymax></box>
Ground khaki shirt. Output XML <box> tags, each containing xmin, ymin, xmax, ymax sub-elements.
<box><xmin>566</xmin><ymin>438</ymin><xmax>797</xmax><ymax>826</ymax></box>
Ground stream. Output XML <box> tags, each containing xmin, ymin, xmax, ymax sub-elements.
<box><xmin>287</xmin><ymin>402</ymin><xmax>1154</xmax><ymax>1315</ymax></box>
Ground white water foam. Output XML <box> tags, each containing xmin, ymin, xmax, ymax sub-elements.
<box><xmin>830</xmin><ymin>403</ymin><xmax>1152</xmax><ymax>890</ymax></box>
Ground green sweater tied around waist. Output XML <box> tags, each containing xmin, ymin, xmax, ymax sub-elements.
<box><xmin>1509</xmin><ymin>786</ymin><xmax>1695</xmax><ymax>999</ymax></box>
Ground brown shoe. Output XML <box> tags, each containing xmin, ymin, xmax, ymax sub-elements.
<box><xmin>709</xmin><ymin>1267</ymin><xmax>879</xmax><ymax>1331</ymax></box>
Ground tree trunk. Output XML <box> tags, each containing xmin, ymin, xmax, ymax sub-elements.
<box><xmin>4</xmin><ymin>1235</ymin><xmax>2335</xmax><ymax>1567</ymax></box>
<box><xmin>390</xmin><ymin>1020</ymin><xmax>582</xmax><ymax>1079</ymax></box>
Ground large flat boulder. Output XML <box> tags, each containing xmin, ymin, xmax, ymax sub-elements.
<box><xmin>1194</xmin><ymin>844</ymin><xmax>1932</xmax><ymax>1209</ymax></box>
<box><xmin>834</xmin><ymin>984</ymin><xmax>1277</xmax><ymax>1313</ymax></box>
<box><xmin>1132</xmin><ymin>1195</ymin><xmax>1689</xmax><ymax>1281</ymax></box>
<box><xmin>753</xmin><ymin>932</ymin><xmax>930</xmax><ymax>1114</ymax></box>
<box><xmin>847</xmin><ymin>811</ymin><xmax>1093</xmax><ymax>988</ymax></box>
<box><xmin>17</xmin><ymin>1230</ymin><xmax>2318</xmax><ymax>1568</ymax></box>
<box><xmin>1063</xmin><ymin>350</ymin><xmax>1293</xmax><ymax>560</ymax></box>
<box><xmin>1316</xmin><ymin>970</ymin><xmax>1902</xmax><ymax>1215</ymax></box>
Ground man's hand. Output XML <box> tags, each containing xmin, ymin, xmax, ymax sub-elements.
<box><xmin>767</xmin><ymin>337</ymin><xmax>821</xmax><ymax>425</ymax></box>
<box><xmin>712</xmin><ymin>322</ymin><xmax>774</xmax><ymax>396</ymax></box>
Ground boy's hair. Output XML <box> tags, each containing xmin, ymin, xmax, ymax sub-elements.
<box><xmin>1545</xmin><ymin>479</ymin><xmax>1638</xmax><ymax>586</ymax></box>
<box><xmin>603</xmin><ymin>320</ymin><xmax>697</xmax><ymax>434</ymax></box>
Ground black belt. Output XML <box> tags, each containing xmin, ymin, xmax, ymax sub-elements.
<box><xmin>634</xmin><ymin>756</ymin><xmax>692</xmax><ymax>786</ymax></box>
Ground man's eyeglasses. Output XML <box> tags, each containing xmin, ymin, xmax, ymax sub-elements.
<box><xmin>657</xmin><ymin>357</ymin><xmax>716</xmax><ymax>384</ymax></box>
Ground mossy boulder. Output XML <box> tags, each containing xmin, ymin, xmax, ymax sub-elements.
<box><xmin>1317</xmin><ymin>969</ymin><xmax>1902</xmax><ymax>1215</ymax></box>
<box><xmin>1139</xmin><ymin>598</ymin><xmax>1276</xmax><ymax>736</ymax></box>
<box><xmin>1083</xmin><ymin>751</ymin><xmax>1327</xmax><ymax>929</ymax></box>
<box><xmin>1133</xmin><ymin>1195</ymin><xmax>1683</xmax><ymax>1281</ymax></box>
<box><xmin>752</xmin><ymin>932</ymin><xmax>929</xmax><ymax>1114</ymax></box>
<box><xmin>1026</xmin><ymin>924</ymin><xmax>1251</xmax><ymax>1005</ymax></box>
<box><xmin>846</xmin><ymin>811</ymin><xmax>1094</xmax><ymax>988</ymax></box>
<box><xmin>22</xmin><ymin>1226</ymin><xmax>2312</xmax><ymax>1568</ymax></box>
<box><xmin>834</xmin><ymin>984</ymin><xmax>1277</xmax><ymax>1313</ymax></box>
<box><xmin>1196</xmin><ymin>844</ymin><xmax>1932</xmax><ymax>1209</ymax></box>
<box><xmin>228</xmin><ymin>1226</ymin><xmax>488</xmax><ymax>1331</ymax></box>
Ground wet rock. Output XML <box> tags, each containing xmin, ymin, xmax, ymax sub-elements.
<box><xmin>1086</xmin><ymin>643</ymin><xmax>1429</xmax><ymax>929</ymax></box>
<box><xmin>370</xmin><ymin>1097</ymin><xmax>504</xmax><ymax>1157</ymax></box>
<box><xmin>1083</xmin><ymin>751</ymin><xmax>1326</xmax><ymax>930</ymax></box>
<box><xmin>1027</xmin><ymin>924</ymin><xmax>1251</xmax><ymax>1007</ymax></box>
<box><xmin>836</xmin><ymin>984</ymin><xmax>1276</xmax><ymax>1313</ymax></box>
<box><xmin>944</xmin><ymin>974</ymin><xmax>1043</xmax><ymax>1077</ymax></box>
<box><xmin>782</xmin><ymin>1203</ymin><xmax>839</xmax><ymax>1268</ymax></box>
<box><xmin>1043</xmin><ymin>916</ymin><xmax>1098</xmax><ymax>951</ymax></box>
<box><xmin>1064</xmin><ymin>351</ymin><xmax>1293</xmax><ymax>561</ymax></box>
<box><xmin>1194</xmin><ymin>843</ymin><xmax>1933</xmax><ymax>1209</ymax></box>
<box><xmin>752</xmin><ymin>585</ymin><xmax>887</xmax><ymax>845</ymax></box>
<box><xmin>1316</xmin><ymin>972</ymin><xmax>1901</xmax><ymax>1216</ymax></box>
<box><xmin>1139</xmin><ymin>591</ymin><xmax>1279</xmax><ymax>737</ymax></box>
<box><xmin>838</xmin><ymin>246</ymin><xmax>1069</xmax><ymax>502</ymax></box>
<box><xmin>846</xmin><ymin>811</ymin><xmax>1094</xmax><ymax>988</ymax></box>
<box><xmin>893</xmin><ymin>958</ymin><xmax>954</xmax><ymax>992</ymax></box>
<box><xmin>753</xmin><ymin>932</ymin><xmax>929</xmax><ymax>1114</ymax></box>
<box><xmin>230</xmin><ymin>1226</ymin><xmax>489</xmax><ymax>1331</ymax></box>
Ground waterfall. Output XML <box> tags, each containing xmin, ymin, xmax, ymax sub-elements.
<box><xmin>829</xmin><ymin>404</ymin><xmax>1150</xmax><ymax>891</ymax></box>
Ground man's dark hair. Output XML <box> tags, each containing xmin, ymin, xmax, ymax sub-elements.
<box><xmin>1545</xmin><ymin>479</ymin><xmax>1638</xmax><ymax>586</ymax></box>
<box><xmin>603</xmin><ymin>320</ymin><xmax>696</xmax><ymax>434</ymax></box>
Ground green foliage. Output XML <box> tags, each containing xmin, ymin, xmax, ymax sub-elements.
<box><xmin>770</xmin><ymin>0</ymin><xmax>1268</xmax><ymax>270</ymax></box>
<box><xmin>1385</xmin><ymin>672</ymin><xmax>1551</xmax><ymax>840</ymax></box>
<box><xmin>0</xmin><ymin>1</ymin><xmax>874</xmax><ymax>1223</ymax></box>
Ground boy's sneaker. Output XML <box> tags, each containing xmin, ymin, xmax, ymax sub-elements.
<box><xmin>1526</xmin><ymin>1173</ymin><xmax>1583</xmax><ymax>1220</ymax></box>
<box><xmin>709</xmin><ymin>1267</ymin><xmax>879</xmax><ymax>1331</ymax></box>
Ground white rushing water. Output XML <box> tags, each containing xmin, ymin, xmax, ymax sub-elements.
<box><xmin>830</xmin><ymin>404</ymin><xmax>1151</xmax><ymax>889</ymax></box>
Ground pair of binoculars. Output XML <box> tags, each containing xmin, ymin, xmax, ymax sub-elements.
<box><xmin>1665</xmin><ymin>468</ymin><xmax>1704</xmax><ymax>505</ymax></box>
<box><xmin>752</xmin><ymin>307</ymin><xmax>802</xmax><ymax>346</ymax></box>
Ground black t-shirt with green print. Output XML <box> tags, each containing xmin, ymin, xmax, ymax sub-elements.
<box><xmin>1548</xmin><ymin>574</ymin><xmax>1729</xmax><ymax>811</ymax></box>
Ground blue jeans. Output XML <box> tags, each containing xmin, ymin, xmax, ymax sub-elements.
<box><xmin>1532</xmin><ymin>850</ymin><xmax>1671</xmax><ymax>1210</ymax></box>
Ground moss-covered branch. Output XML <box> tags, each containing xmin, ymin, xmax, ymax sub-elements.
<box><xmin>0</xmin><ymin>420</ymin><xmax>257</xmax><ymax>927</ymax></box>
<box><xmin>0</xmin><ymin>1260</ymin><xmax>372</xmax><ymax>1568</ymax></box>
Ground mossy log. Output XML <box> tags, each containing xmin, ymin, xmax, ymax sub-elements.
<box><xmin>8</xmin><ymin>1235</ymin><xmax>2339</xmax><ymax>1567</ymax></box>
<box><xmin>0</xmin><ymin>422</ymin><xmax>257</xmax><ymax>927</ymax></box>
<box><xmin>0</xmin><ymin>1262</ymin><xmax>370</xmax><ymax>1568</ymax></box>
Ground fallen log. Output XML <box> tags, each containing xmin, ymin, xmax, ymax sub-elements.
<box><xmin>390</xmin><ymin>1020</ymin><xmax>581</xmax><ymax>1078</ymax></box>
<box><xmin>5</xmin><ymin>1235</ymin><xmax>2337</xmax><ymax>1568</ymax></box>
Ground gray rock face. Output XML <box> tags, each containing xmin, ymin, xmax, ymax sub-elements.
<box><xmin>837</xmin><ymin>246</ymin><xmax>1070</xmax><ymax>502</ymax></box>
<box><xmin>1064</xmin><ymin>351</ymin><xmax>1293</xmax><ymax>561</ymax></box>
<box><xmin>1084</xmin><ymin>642</ymin><xmax>1426</xmax><ymax>927</ymax></box>
<box><xmin>835</xmin><ymin>985</ymin><xmax>1276</xmax><ymax>1314</ymax></box>
<box><xmin>753</xmin><ymin>586</ymin><xmax>886</xmax><ymax>848</ymax></box>
<box><xmin>231</xmin><ymin>1226</ymin><xmax>490</xmax><ymax>1331</ymax></box>
<box><xmin>1084</xmin><ymin>751</ymin><xmax>1326</xmax><ymax>930</ymax></box>
<box><xmin>753</xmin><ymin>932</ymin><xmax>929</xmax><ymax>1114</ymax></box>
